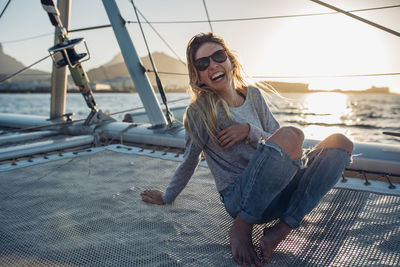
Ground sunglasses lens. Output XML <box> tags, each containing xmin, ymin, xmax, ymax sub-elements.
<box><xmin>194</xmin><ymin>50</ymin><xmax>227</xmax><ymax>71</ymax></box>
<box><xmin>212</xmin><ymin>50</ymin><xmax>227</xmax><ymax>63</ymax></box>
<box><xmin>195</xmin><ymin>58</ymin><xmax>210</xmax><ymax>71</ymax></box>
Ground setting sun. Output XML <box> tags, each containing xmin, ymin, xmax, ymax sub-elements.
<box><xmin>298</xmin><ymin>92</ymin><xmax>350</xmax><ymax>140</ymax></box>
<box><xmin>242</xmin><ymin>7</ymin><xmax>400</xmax><ymax>94</ymax></box>
<box><xmin>303</xmin><ymin>92</ymin><xmax>348</xmax><ymax>117</ymax></box>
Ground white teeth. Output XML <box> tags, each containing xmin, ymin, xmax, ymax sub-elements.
<box><xmin>211</xmin><ymin>72</ymin><xmax>224</xmax><ymax>80</ymax></box>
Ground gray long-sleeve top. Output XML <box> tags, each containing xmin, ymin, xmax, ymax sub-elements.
<box><xmin>162</xmin><ymin>86</ymin><xmax>280</xmax><ymax>204</ymax></box>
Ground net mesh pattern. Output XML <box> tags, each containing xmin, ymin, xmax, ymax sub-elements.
<box><xmin>1</xmin><ymin>150</ymin><xmax>399</xmax><ymax>266</ymax></box>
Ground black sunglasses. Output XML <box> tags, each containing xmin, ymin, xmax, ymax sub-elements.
<box><xmin>194</xmin><ymin>49</ymin><xmax>228</xmax><ymax>71</ymax></box>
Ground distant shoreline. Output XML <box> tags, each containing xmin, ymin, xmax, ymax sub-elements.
<box><xmin>0</xmin><ymin>90</ymin><xmax>396</xmax><ymax>94</ymax></box>
<box><xmin>1</xmin><ymin>79</ymin><xmax>395</xmax><ymax>94</ymax></box>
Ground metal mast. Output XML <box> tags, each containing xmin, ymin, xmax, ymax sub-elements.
<box><xmin>102</xmin><ymin>0</ymin><xmax>167</xmax><ymax>128</ymax></box>
<box><xmin>49</xmin><ymin>0</ymin><xmax>70</xmax><ymax>120</ymax></box>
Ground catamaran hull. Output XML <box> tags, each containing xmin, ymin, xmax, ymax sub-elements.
<box><xmin>0</xmin><ymin>113</ymin><xmax>399</xmax><ymax>177</ymax></box>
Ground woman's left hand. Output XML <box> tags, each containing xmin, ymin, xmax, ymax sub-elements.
<box><xmin>140</xmin><ymin>190</ymin><xmax>166</xmax><ymax>205</ymax></box>
<box><xmin>217</xmin><ymin>124</ymin><xmax>250</xmax><ymax>150</ymax></box>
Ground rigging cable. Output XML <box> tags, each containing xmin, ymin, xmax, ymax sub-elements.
<box><xmin>3</xmin><ymin>5</ymin><xmax>399</xmax><ymax>43</ymax></box>
<box><xmin>1</xmin><ymin>32</ymin><xmax>54</xmax><ymax>44</ymax></box>
<box><xmin>0</xmin><ymin>0</ymin><xmax>11</xmax><ymax>19</ymax></box>
<box><xmin>310</xmin><ymin>0</ymin><xmax>400</xmax><ymax>38</ymax></box>
<box><xmin>108</xmin><ymin>96</ymin><xmax>190</xmax><ymax>116</ymax></box>
<box><xmin>125</xmin><ymin>5</ymin><xmax>400</xmax><ymax>24</ymax></box>
<box><xmin>67</xmin><ymin>7</ymin><xmax>186</xmax><ymax>66</ymax></box>
<box><xmin>61</xmin><ymin>4</ymin><xmax>400</xmax><ymax>32</ymax></box>
<box><xmin>134</xmin><ymin>8</ymin><xmax>186</xmax><ymax>66</ymax></box>
<box><xmin>2</xmin><ymin>3</ymin><xmax>398</xmax><ymax>84</ymax></box>
<box><xmin>1</xmin><ymin>95</ymin><xmax>191</xmax><ymax>135</ymax></box>
<box><xmin>129</xmin><ymin>0</ymin><xmax>174</xmax><ymax>126</ymax></box>
<box><xmin>145</xmin><ymin>70</ymin><xmax>400</xmax><ymax>79</ymax></box>
<box><xmin>0</xmin><ymin>55</ymin><xmax>51</xmax><ymax>84</ymax></box>
<box><xmin>202</xmin><ymin>0</ymin><xmax>213</xmax><ymax>33</ymax></box>
<box><xmin>249</xmin><ymin>72</ymin><xmax>400</xmax><ymax>79</ymax></box>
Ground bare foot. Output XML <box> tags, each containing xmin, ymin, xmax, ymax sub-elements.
<box><xmin>229</xmin><ymin>216</ymin><xmax>262</xmax><ymax>267</ymax></box>
<box><xmin>260</xmin><ymin>221</ymin><xmax>291</xmax><ymax>263</ymax></box>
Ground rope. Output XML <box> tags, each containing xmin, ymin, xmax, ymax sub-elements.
<box><xmin>57</xmin><ymin>10</ymin><xmax>187</xmax><ymax>67</ymax></box>
<box><xmin>3</xmin><ymin>4</ymin><xmax>399</xmax><ymax>44</ymax></box>
<box><xmin>1</xmin><ymin>57</ymin><xmax>397</xmax><ymax>85</ymax></box>
<box><xmin>108</xmin><ymin>106</ymin><xmax>146</xmax><ymax>116</ymax></box>
<box><xmin>1</xmin><ymin>95</ymin><xmax>190</xmax><ymax>134</ymax></box>
<box><xmin>52</xmin><ymin>4</ymin><xmax>400</xmax><ymax>34</ymax></box>
<box><xmin>134</xmin><ymin>8</ymin><xmax>186</xmax><ymax>66</ymax></box>
<box><xmin>0</xmin><ymin>118</ymin><xmax>84</xmax><ymax>134</ymax></box>
<box><xmin>130</xmin><ymin>1</ymin><xmax>157</xmax><ymax>78</ymax></box>
<box><xmin>249</xmin><ymin>72</ymin><xmax>400</xmax><ymax>79</ymax></box>
<box><xmin>202</xmin><ymin>0</ymin><xmax>213</xmax><ymax>33</ymax></box>
<box><xmin>123</xmin><ymin>5</ymin><xmax>400</xmax><ymax>24</ymax></box>
<box><xmin>108</xmin><ymin>96</ymin><xmax>190</xmax><ymax>116</ymax></box>
<box><xmin>146</xmin><ymin>70</ymin><xmax>188</xmax><ymax>76</ymax></box>
<box><xmin>107</xmin><ymin>124</ymin><xmax>137</xmax><ymax>145</ymax></box>
<box><xmin>1</xmin><ymin>32</ymin><xmax>53</xmax><ymax>44</ymax></box>
<box><xmin>310</xmin><ymin>0</ymin><xmax>400</xmax><ymax>38</ymax></box>
<box><xmin>0</xmin><ymin>0</ymin><xmax>11</xmax><ymax>19</ymax></box>
<box><xmin>0</xmin><ymin>55</ymin><xmax>51</xmax><ymax>84</ymax></box>
<box><xmin>147</xmin><ymin>69</ymin><xmax>400</xmax><ymax>79</ymax></box>
<box><xmin>130</xmin><ymin>0</ymin><xmax>174</xmax><ymax>126</ymax></box>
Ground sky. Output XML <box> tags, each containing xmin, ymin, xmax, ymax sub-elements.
<box><xmin>1</xmin><ymin>0</ymin><xmax>400</xmax><ymax>93</ymax></box>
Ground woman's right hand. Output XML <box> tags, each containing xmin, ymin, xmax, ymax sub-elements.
<box><xmin>140</xmin><ymin>190</ymin><xmax>166</xmax><ymax>205</ymax></box>
<box><xmin>217</xmin><ymin>124</ymin><xmax>250</xmax><ymax>150</ymax></box>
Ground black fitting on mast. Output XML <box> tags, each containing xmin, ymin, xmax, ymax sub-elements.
<box><xmin>41</xmin><ymin>0</ymin><xmax>100</xmax><ymax>125</ymax></box>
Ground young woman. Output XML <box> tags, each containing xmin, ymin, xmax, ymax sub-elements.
<box><xmin>141</xmin><ymin>33</ymin><xmax>353</xmax><ymax>267</ymax></box>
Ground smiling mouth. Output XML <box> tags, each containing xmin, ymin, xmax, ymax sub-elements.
<box><xmin>211</xmin><ymin>73</ymin><xmax>225</xmax><ymax>81</ymax></box>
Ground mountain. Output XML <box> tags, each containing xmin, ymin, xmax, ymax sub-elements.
<box><xmin>87</xmin><ymin>52</ymin><xmax>189</xmax><ymax>91</ymax></box>
<box><xmin>330</xmin><ymin>86</ymin><xmax>390</xmax><ymax>94</ymax></box>
<box><xmin>103</xmin><ymin>53</ymin><xmax>125</xmax><ymax>68</ymax></box>
<box><xmin>258</xmin><ymin>81</ymin><xmax>310</xmax><ymax>93</ymax></box>
<box><xmin>0</xmin><ymin>43</ymin><xmax>50</xmax><ymax>82</ymax></box>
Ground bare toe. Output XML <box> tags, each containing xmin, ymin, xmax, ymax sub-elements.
<box><xmin>260</xmin><ymin>221</ymin><xmax>291</xmax><ymax>262</ymax></box>
<box><xmin>229</xmin><ymin>217</ymin><xmax>261</xmax><ymax>267</ymax></box>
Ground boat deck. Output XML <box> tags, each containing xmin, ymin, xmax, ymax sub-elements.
<box><xmin>1</xmin><ymin>145</ymin><xmax>399</xmax><ymax>266</ymax></box>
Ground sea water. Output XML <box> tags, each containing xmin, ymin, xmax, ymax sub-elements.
<box><xmin>0</xmin><ymin>92</ymin><xmax>399</xmax><ymax>145</ymax></box>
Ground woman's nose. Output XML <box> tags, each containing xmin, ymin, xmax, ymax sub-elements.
<box><xmin>208</xmin><ymin>58</ymin><xmax>218</xmax><ymax>69</ymax></box>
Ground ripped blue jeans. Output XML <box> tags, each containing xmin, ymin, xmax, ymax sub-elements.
<box><xmin>220</xmin><ymin>140</ymin><xmax>351</xmax><ymax>229</ymax></box>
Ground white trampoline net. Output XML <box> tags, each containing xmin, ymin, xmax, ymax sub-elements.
<box><xmin>1</xmin><ymin>149</ymin><xmax>399</xmax><ymax>266</ymax></box>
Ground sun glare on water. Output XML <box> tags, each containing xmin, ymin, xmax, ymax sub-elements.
<box><xmin>301</xmin><ymin>92</ymin><xmax>351</xmax><ymax>141</ymax></box>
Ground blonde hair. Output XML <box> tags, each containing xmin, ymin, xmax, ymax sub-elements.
<box><xmin>184</xmin><ymin>32</ymin><xmax>247</xmax><ymax>146</ymax></box>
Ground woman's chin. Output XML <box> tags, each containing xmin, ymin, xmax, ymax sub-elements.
<box><xmin>209</xmin><ymin>78</ymin><xmax>232</xmax><ymax>91</ymax></box>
